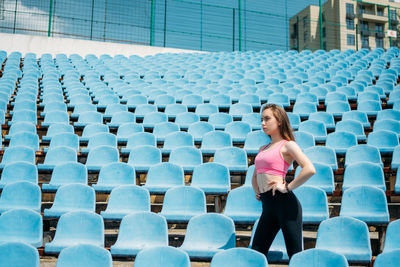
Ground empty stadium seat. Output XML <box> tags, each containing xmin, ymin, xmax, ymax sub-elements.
<box><xmin>0</xmin><ymin>208</ymin><xmax>43</xmax><ymax>247</ymax></box>
<box><xmin>373</xmin><ymin>250</ymin><xmax>400</xmax><ymax>267</ymax></box>
<box><xmin>325</xmin><ymin>131</ymin><xmax>357</xmax><ymax>155</ymax></box>
<box><xmin>342</xmin><ymin>110</ymin><xmax>371</xmax><ymax>128</ymax></box>
<box><xmin>224</xmin><ymin>121</ymin><xmax>252</xmax><ymax>143</ymax></box>
<box><xmin>81</xmin><ymin>132</ymin><xmax>117</xmax><ymax>153</ymax></box>
<box><xmin>161</xmin><ymin>131</ymin><xmax>194</xmax><ymax>153</ymax></box>
<box><xmin>92</xmin><ymin>162</ymin><xmax>136</xmax><ymax>192</ymax></box>
<box><xmin>208</xmin><ymin>113</ymin><xmax>233</xmax><ymax>130</ymax></box>
<box><xmin>293</xmin><ymin>186</ymin><xmax>329</xmax><ymax>224</ymax></box>
<box><xmin>382</xmin><ymin>219</ymin><xmax>400</xmax><ymax>253</ymax></box>
<box><xmin>107</xmin><ymin>111</ymin><xmax>135</xmax><ymax>128</ymax></box>
<box><xmin>56</xmin><ymin>244</ymin><xmax>112</xmax><ymax>267</ymax></box>
<box><xmin>7</xmin><ymin>132</ymin><xmax>39</xmax><ymax>151</ymax></box>
<box><xmin>367</xmin><ymin>130</ymin><xmax>399</xmax><ymax>154</ymax></box>
<box><xmin>213</xmin><ymin>147</ymin><xmax>248</xmax><ymax>172</ymax></box>
<box><xmin>210</xmin><ymin>247</ymin><xmax>268</xmax><ymax>267</ymax></box>
<box><xmin>187</xmin><ymin>121</ymin><xmax>214</xmax><ymax>142</ymax></box>
<box><xmin>42</xmin><ymin>123</ymin><xmax>74</xmax><ymax>142</ymax></box>
<box><xmin>180</xmin><ymin>213</ymin><xmax>236</xmax><ymax>259</ymax></box>
<box><xmin>110</xmin><ymin>211</ymin><xmax>168</xmax><ymax>256</ymax></box>
<box><xmin>298</xmin><ymin>120</ymin><xmax>327</xmax><ymax>142</ymax></box>
<box><xmin>308</xmin><ymin>112</ymin><xmax>335</xmax><ymax>130</ymax></box>
<box><xmin>168</xmin><ymin>147</ymin><xmax>203</xmax><ymax>171</ymax></box>
<box><xmin>45</xmin><ymin>211</ymin><xmax>104</xmax><ymax>254</ymax></box>
<box><xmin>200</xmin><ymin>131</ymin><xmax>232</xmax><ymax>154</ymax></box>
<box><xmin>4</xmin><ymin>121</ymin><xmax>37</xmax><ymax>141</ymax></box>
<box><xmin>133</xmin><ymin>246</ymin><xmax>190</xmax><ymax>267</ymax></box>
<box><xmin>115</xmin><ymin>122</ymin><xmax>144</xmax><ymax>142</ymax></box>
<box><xmin>44</xmin><ymin>132</ymin><xmax>80</xmax><ymax>152</ymax></box>
<box><xmin>41</xmin><ymin>111</ymin><xmax>69</xmax><ymax>127</ymax></box>
<box><xmin>0</xmin><ymin>162</ymin><xmax>37</xmax><ymax>189</ymax></box>
<box><xmin>80</xmin><ymin>123</ymin><xmax>109</xmax><ymax>143</ymax></box>
<box><xmin>304</xmin><ymin>146</ymin><xmax>338</xmax><ymax>171</ymax></box>
<box><xmin>315</xmin><ymin>216</ymin><xmax>371</xmax><ymax>263</ymax></box>
<box><xmin>0</xmin><ymin>241</ymin><xmax>40</xmax><ymax>267</ymax></box>
<box><xmin>223</xmin><ymin>186</ymin><xmax>261</xmax><ymax>223</ymax></box>
<box><xmin>85</xmin><ymin>145</ymin><xmax>120</xmax><ymax>171</ymax></box>
<box><xmin>143</xmin><ymin>162</ymin><xmax>184</xmax><ymax>194</ymax></box>
<box><xmin>127</xmin><ymin>145</ymin><xmax>161</xmax><ymax>172</ymax></box>
<box><xmin>293</xmin><ymin>131</ymin><xmax>315</xmax><ymax>150</ymax></box>
<box><xmin>160</xmin><ymin>186</ymin><xmax>206</xmax><ymax>223</ymax></box>
<box><xmin>43</xmin><ymin>184</ymin><xmax>96</xmax><ymax>218</ymax></box>
<box><xmin>0</xmin><ymin>181</ymin><xmax>41</xmax><ymax>214</ymax></box>
<box><xmin>342</xmin><ymin>162</ymin><xmax>385</xmax><ymax>191</ymax></box>
<box><xmin>42</xmin><ymin>162</ymin><xmax>88</xmax><ymax>191</ymax></box>
<box><xmin>100</xmin><ymin>185</ymin><xmax>150</xmax><ymax>220</ymax></box>
<box><xmin>289</xmin><ymin>248</ymin><xmax>349</xmax><ymax>267</ymax></box>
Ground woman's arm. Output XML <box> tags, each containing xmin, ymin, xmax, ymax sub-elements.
<box><xmin>270</xmin><ymin>141</ymin><xmax>316</xmax><ymax>195</ymax></box>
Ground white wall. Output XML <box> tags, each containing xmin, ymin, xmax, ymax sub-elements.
<box><xmin>0</xmin><ymin>33</ymin><xmax>203</xmax><ymax>57</ymax></box>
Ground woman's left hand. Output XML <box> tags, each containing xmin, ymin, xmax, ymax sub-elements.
<box><xmin>268</xmin><ymin>180</ymin><xmax>287</xmax><ymax>196</ymax></box>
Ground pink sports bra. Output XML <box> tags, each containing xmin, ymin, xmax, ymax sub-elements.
<box><xmin>254</xmin><ymin>140</ymin><xmax>290</xmax><ymax>177</ymax></box>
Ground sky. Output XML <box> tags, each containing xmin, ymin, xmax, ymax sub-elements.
<box><xmin>0</xmin><ymin>0</ymin><xmax>324</xmax><ymax>52</ymax></box>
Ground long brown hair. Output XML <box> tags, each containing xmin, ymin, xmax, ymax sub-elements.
<box><xmin>262</xmin><ymin>103</ymin><xmax>295</xmax><ymax>141</ymax></box>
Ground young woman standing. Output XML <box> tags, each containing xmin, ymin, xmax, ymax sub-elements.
<box><xmin>251</xmin><ymin>103</ymin><xmax>316</xmax><ymax>259</ymax></box>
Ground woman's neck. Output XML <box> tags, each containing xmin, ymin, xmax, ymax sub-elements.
<box><xmin>270</xmin><ymin>133</ymin><xmax>284</xmax><ymax>144</ymax></box>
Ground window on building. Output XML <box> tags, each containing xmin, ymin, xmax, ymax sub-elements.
<box><xmin>304</xmin><ymin>30</ymin><xmax>308</xmax><ymax>42</ymax></box>
<box><xmin>377</xmin><ymin>8</ymin><xmax>384</xmax><ymax>16</ymax></box>
<box><xmin>346</xmin><ymin>3</ymin><xmax>354</xmax><ymax>14</ymax></box>
<box><xmin>362</xmin><ymin>36</ymin><xmax>369</xmax><ymax>48</ymax></box>
<box><xmin>346</xmin><ymin>19</ymin><xmax>354</xmax><ymax>30</ymax></box>
<box><xmin>361</xmin><ymin>21</ymin><xmax>369</xmax><ymax>31</ymax></box>
<box><xmin>322</xmin><ymin>27</ymin><xmax>326</xmax><ymax>38</ymax></box>
<box><xmin>376</xmin><ymin>38</ymin><xmax>384</xmax><ymax>48</ymax></box>
<box><xmin>360</xmin><ymin>5</ymin><xmax>365</xmax><ymax>14</ymax></box>
<box><xmin>303</xmin><ymin>16</ymin><xmax>308</xmax><ymax>27</ymax></box>
<box><xmin>376</xmin><ymin>23</ymin><xmax>383</xmax><ymax>32</ymax></box>
<box><xmin>347</xmin><ymin>34</ymin><xmax>355</xmax><ymax>45</ymax></box>
<box><xmin>391</xmin><ymin>10</ymin><xmax>397</xmax><ymax>21</ymax></box>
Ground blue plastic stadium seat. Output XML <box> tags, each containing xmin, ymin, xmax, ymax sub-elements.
<box><xmin>180</xmin><ymin>213</ymin><xmax>236</xmax><ymax>259</ymax></box>
<box><xmin>357</xmin><ymin>100</ymin><xmax>382</xmax><ymax>116</ymax></box>
<box><xmin>127</xmin><ymin>145</ymin><xmax>161</xmax><ymax>172</ymax></box>
<box><xmin>168</xmin><ymin>147</ymin><xmax>202</xmax><ymax>172</ymax></box>
<box><xmin>208</xmin><ymin>113</ymin><xmax>233</xmax><ymax>130</ymax></box>
<box><xmin>325</xmin><ymin>131</ymin><xmax>357</xmax><ymax>155</ymax></box>
<box><xmin>191</xmin><ymin>162</ymin><xmax>231</xmax><ymax>194</ymax></box>
<box><xmin>160</xmin><ymin>186</ymin><xmax>206</xmax><ymax>223</ymax></box>
<box><xmin>42</xmin><ymin>162</ymin><xmax>88</xmax><ymax>192</ymax></box>
<box><xmin>154</xmin><ymin>94</ymin><xmax>175</xmax><ymax>108</ymax></box>
<box><xmin>0</xmin><ymin>241</ymin><xmax>40</xmax><ymax>267</ymax></box>
<box><xmin>293</xmin><ymin>131</ymin><xmax>315</xmax><ymax>151</ymax></box>
<box><xmin>304</xmin><ymin>146</ymin><xmax>338</xmax><ymax>171</ymax></box>
<box><xmin>267</xmin><ymin>93</ymin><xmax>290</xmax><ymax>108</ymax></box>
<box><xmin>152</xmin><ymin>122</ymin><xmax>180</xmax><ymax>142</ymax></box>
<box><xmin>342</xmin><ymin>110</ymin><xmax>371</xmax><ymax>128</ymax></box>
<box><xmin>376</xmin><ymin>109</ymin><xmax>400</xmax><ymax>121</ymax></box>
<box><xmin>8</xmin><ymin>110</ymin><xmax>37</xmax><ymax>125</ymax></box>
<box><xmin>0</xmin><ymin>181</ymin><xmax>41</xmax><ymax>214</ymax></box>
<box><xmin>74</xmin><ymin>111</ymin><xmax>103</xmax><ymax>128</ymax></box>
<box><xmin>143</xmin><ymin>162</ymin><xmax>184</xmax><ymax>194</ymax></box>
<box><xmin>200</xmin><ymin>131</ymin><xmax>232</xmax><ymax>154</ymax></box>
<box><xmin>103</xmin><ymin>103</ymin><xmax>128</xmax><ymax>119</ymax></box>
<box><xmin>345</xmin><ymin>144</ymin><xmax>383</xmax><ymax>168</ymax></box>
<box><xmin>242</xmin><ymin>113</ymin><xmax>262</xmax><ymax>130</ymax></box>
<box><xmin>325</xmin><ymin>91</ymin><xmax>348</xmax><ymax>106</ymax></box>
<box><xmin>42</xmin><ymin>123</ymin><xmax>74</xmax><ymax>142</ymax></box>
<box><xmin>326</xmin><ymin>101</ymin><xmax>351</xmax><ymax>117</ymax></box>
<box><xmin>195</xmin><ymin>103</ymin><xmax>219</xmax><ymax>119</ymax></box>
<box><xmin>213</xmin><ymin>146</ymin><xmax>248</xmax><ymax>173</ymax></box>
<box><xmin>116</xmin><ymin>122</ymin><xmax>144</xmax><ymax>142</ymax></box>
<box><xmin>81</xmin><ymin>132</ymin><xmax>117</xmax><ymax>153</ymax></box>
<box><xmin>100</xmin><ymin>185</ymin><xmax>150</xmax><ymax>220</ymax></box>
<box><xmin>289</xmin><ymin>248</ymin><xmax>349</xmax><ymax>267</ymax></box>
<box><xmin>182</xmin><ymin>94</ymin><xmax>203</xmax><ymax>109</ymax></box>
<box><xmin>70</xmin><ymin>103</ymin><xmax>97</xmax><ymax>119</ymax></box>
<box><xmin>161</xmin><ymin>131</ymin><xmax>194</xmax><ymax>154</ymax></box>
<box><xmin>342</xmin><ymin>162</ymin><xmax>385</xmax><ymax>191</ymax></box>
<box><xmin>210</xmin><ymin>247</ymin><xmax>268</xmax><ymax>267</ymax></box>
<box><xmin>175</xmin><ymin>112</ymin><xmax>200</xmax><ymax>130</ymax></box>
<box><xmin>287</xmin><ymin>112</ymin><xmax>300</xmax><ymax>130</ymax></box>
<box><xmin>56</xmin><ymin>244</ymin><xmax>112</xmax><ymax>267</ymax></box>
<box><xmin>110</xmin><ymin>211</ymin><xmax>168</xmax><ymax>256</ymax></box>
<box><xmin>335</xmin><ymin>119</ymin><xmax>366</xmax><ymax>142</ymax></box>
<box><xmin>224</xmin><ymin>121</ymin><xmax>252</xmax><ymax>143</ymax></box>
<box><xmin>92</xmin><ymin>162</ymin><xmax>136</xmax><ymax>192</ymax></box>
<box><xmin>45</xmin><ymin>211</ymin><xmax>104</xmax><ymax>254</ymax></box>
<box><xmin>85</xmin><ymin>145</ymin><xmax>120</xmax><ymax>172</ymax></box>
<box><xmin>382</xmin><ymin>219</ymin><xmax>400</xmax><ymax>253</ymax></box>
<box><xmin>340</xmin><ymin>185</ymin><xmax>389</xmax><ymax>224</ymax></box>
<box><xmin>43</xmin><ymin>184</ymin><xmax>96</xmax><ymax>218</ymax></box>
<box><xmin>121</xmin><ymin>132</ymin><xmax>156</xmax><ymax>154</ymax></box>
<box><xmin>292</xmin><ymin>102</ymin><xmax>317</xmax><ymax>119</ymax></box>
<box><xmin>298</xmin><ymin>120</ymin><xmax>327</xmax><ymax>142</ymax></box>
<box><xmin>223</xmin><ymin>186</ymin><xmax>261</xmax><ymax>223</ymax></box>
<box><xmin>41</xmin><ymin>111</ymin><xmax>69</xmax><ymax>127</ymax></box>
<box><xmin>5</xmin><ymin>121</ymin><xmax>36</xmax><ymax>141</ymax></box>
<box><xmin>107</xmin><ymin>111</ymin><xmax>135</xmax><ymax>128</ymax></box>
<box><xmin>367</xmin><ymin>130</ymin><xmax>399</xmax><ymax>154</ymax></box>
<box><xmin>373</xmin><ymin>250</ymin><xmax>400</xmax><ymax>267</ymax></box>
<box><xmin>315</xmin><ymin>216</ymin><xmax>371</xmax><ymax>263</ymax></box>
<box><xmin>7</xmin><ymin>132</ymin><xmax>39</xmax><ymax>151</ymax></box>
<box><xmin>393</xmin><ymin>146</ymin><xmax>400</xmax><ymax>169</ymax></box>
<box><xmin>309</xmin><ymin>112</ymin><xmax>335</xmax><ymax>130</ymax></box>
<box><xmin>374</xmin><ymin>119</ymin><xmax>400</xmax><ymax>137</ymax></box>
<box><xmin>133</xmin><ymin>246</ymin><xmax>190</xmax><ymax>267</ymax></box>
<box><xmin>244</xmin><ymin>130</ymin><xmax>271</xmax><ymax>155</ymax></box>
<box><xmin>0</xmin><ymin>208</ymin><xmax>42</xmax><ymax>247</ymax></box>
<box><xmin>80</xmin><ymin>123</ymin><xmax>109</xmax><ymax>143</ymax></box>
<box><xmin>293</xmin><ymin>186</ymin><xmax>329</xmax><ymax>224</ymax></box>
<box><xmin>0</xmin><ymin>162</ymin><xmax>37</xmax><ymax>189</ymax></box>
<box><xmin>210</xmin><ymin>94</ymin><xmax>232</xmax><ymax>109</ymax></box>
<box><xmin>229</xmin><ymin>103</ymin><xmax>253</xmax><ymax>119</ymax></box>
<box><xmin>164</xmin><ymin>103</ymin><xmax>188</xmax><ymax>119</ymax></box>
<box><xmin>44</xmin><ymin>132</ymin><xmax>80</xmax><ymax>152</ymax></box>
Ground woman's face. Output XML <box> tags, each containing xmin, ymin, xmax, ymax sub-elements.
<box><xmin>261</xmin><ymin>108</ymin><xmax>280</xmax><ymax>136</ymax></box>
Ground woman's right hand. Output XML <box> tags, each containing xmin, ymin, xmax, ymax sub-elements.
<box><xmin>255</xmin><ymin>192</ymin><xmax>261</xmax><ymax>201</ymax></box>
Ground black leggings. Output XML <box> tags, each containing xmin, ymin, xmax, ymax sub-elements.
<box><xmin>251</xmin><ymin>190</ymin><xmax>303</xmax><ymax>259</ymax></box>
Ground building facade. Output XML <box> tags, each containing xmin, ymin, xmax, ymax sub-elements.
<box><xmin>290</xmin><ymin>0</ymin><xmax>400</xmax><ymax>51</ymax></box>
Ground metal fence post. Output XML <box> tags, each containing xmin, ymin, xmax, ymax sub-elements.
<box><xmin>388</xmin><ymin>5</ymin><xmax>393</xmax><ymax>48</ymax></box>
<box><xmin>319</xmin><ymin>0</ymin><xmax>323</xmax><ymax>50</ymax></box>
<box><xmin>150</xmin><ymin>0</ymin><xmax>155</xmax><ymax>46</ymax></box>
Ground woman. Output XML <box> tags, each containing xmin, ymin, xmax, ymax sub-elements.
<box><xmin>251</xmin><ymin>103</ymin><xmax>316</xmax><ymax>259</ymax></box>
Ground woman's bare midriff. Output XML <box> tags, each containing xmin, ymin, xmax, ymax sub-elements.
<box><xmin>257</xmin><ymin>173</ymin><xmax>285</xmax><ymax>193</ymax></box>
